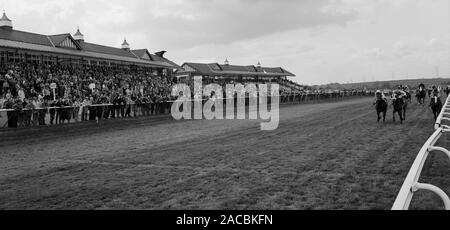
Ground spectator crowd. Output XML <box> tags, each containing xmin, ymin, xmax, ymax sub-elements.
<box><xmin>0</xmin><ymin>63</ymin><xmax>175</xmax><ymax>128</ymax></box>
<box><xmin>1</xmin><ymin>62</ymin><xmax>376</xmax><ymax>128</ymax></box>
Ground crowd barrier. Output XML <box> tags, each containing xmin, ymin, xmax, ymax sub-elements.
<box><xmin>0</xmin><ymin>102</ymin><xmax>173</xmax><ymax>128</ymax></box>
<box><xmin>0</xmin><ymin>92</ymin><xmax>374</xmax><ymax>129</ymax></box>
<box><xmin>392</xmin><ymin>95</ymin><xmax>450</xmax><ymax>210</ymax></box>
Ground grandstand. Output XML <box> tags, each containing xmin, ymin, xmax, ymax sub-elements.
<box><xmin>176</xmin><ymin>61</ymin><xmax>297</xmax><ymax>86</ymax></box>
<box><xmin>0</xmin><ymin>12</ymin><xmax>180</xmax><ymax>73</ymax></box>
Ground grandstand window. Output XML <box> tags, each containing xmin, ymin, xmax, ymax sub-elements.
<box><xmin>0</xmin><ymin>51</ymin><xmax>5</xmax><ymax>62</ymax></box>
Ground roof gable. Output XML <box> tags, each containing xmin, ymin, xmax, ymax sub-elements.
<box><xmin>48</xmin><ymin>34</ymin><xmax>81</xmax><ymax>50</ymax></box>
<box><xmin>150</xmin><ymin>53</ymin><xmax>182</xmax><ymax>70</ymax></box>
<box><xmin>131</xmin><ymin>49</ymin><xmax>154</xmax><ymax>61</ymax></box>
<box><xmin>182</xmin><ymin>63</ymin><xmax>197</xmax><ymax>72</ymax></box>
<box><xmin>209</xmin><ymin>63</ymin><xmax>222</xmax><ymax>71</ymax></box>
<box><xmin>142</xmin><ymin>52</ymin><xmax>151</xmax><ymax>60</ymax></box>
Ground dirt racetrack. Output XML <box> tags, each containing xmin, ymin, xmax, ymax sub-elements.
<box><xmin>0</xmin><ymin>97</ymin><xmax>449</xmax><ymax>210</ymax></box>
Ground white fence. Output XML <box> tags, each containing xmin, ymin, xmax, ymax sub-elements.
<box><xmin>392</xmin><ymin>95</ymin><xmax>450</xmax><ymax>210</ymax></box>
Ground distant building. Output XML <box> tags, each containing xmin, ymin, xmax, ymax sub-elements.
<box><xmin>175</xmin><ymin>60</ymin><xmax>295</xmax><ymax>82</ymax></box>
<box><xmin>0</xmin><ymin>11</ymin><xmax>181</xmax><ymax>74</ymax></box>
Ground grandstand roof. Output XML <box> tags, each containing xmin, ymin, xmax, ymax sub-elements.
<box><xmin>151</xmin><ymin>54</ymin><xmax>182</xmax><ymax>70</ymax></box>
<box><xmin>132</xmin><ymin>49</ymin><xmax>182</xmax><ymax>70</ymax></box>
<box><xmin>131</xmin><ymin>49</ymin><xmax>151</xmax><ymax>59</ymax></box>
<box><xmin>0</xmin><ymin>29</ymin><xmax>52</xmax><ymax>46</ymax></box>
<box><xmin>0</xmin><ymin>38</ymin><xmax>173</xmax><ymax>67</ymax></box>
<box><xmin>179</xmin><ymin>62</ymin><xmax>295</xmax><ymax>77</ymax></box>
<box><xmin>0</xmin><ymin>27</ymin><xmax>176</xmax><ymax>68</ymax></box>
<box><xmin>80</xmin><ymin>41</ymin><xmax>136</xmax><ymax>58</ymax></box>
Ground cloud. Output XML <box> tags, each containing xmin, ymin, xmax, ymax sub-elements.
<box><xmin>2</xmin><ymin>0</ymin><xmax>449</xmax><ymax>85</ymax></box>
<box><xmin>5</xmin><ymin>0</ymin><xmax>357</xmax><ymax>49</ymax></box>
<box><xmin>83</xmin><ymin>0</ymin><xmax>358</xmax><ymax>49</ymax></box>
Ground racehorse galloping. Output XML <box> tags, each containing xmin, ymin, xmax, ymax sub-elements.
<box><xmin>430</xmin><ymin>92</ymin><xmax>443</xmax><ymax>121</ymax></box>
<box><xmin>392</xmin><ymin>94</ymin><xmax>405</xmax><ymax>124</ymax></box>
<box><xmin>416</xmin><ymin>83</ymin><xmax>426</xmax><ymax>105</ymax></box>
<box><xmin>374</xmin><ymin>91</ymin><xmax>387</xmax><ymax>122</ymax></box>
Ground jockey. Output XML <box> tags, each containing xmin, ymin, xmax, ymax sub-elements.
<box><xmin>374</xmin><ymin>90</ymin><xmax>387</xmax><ymax>105</ymax></box>
<box><xmin>431</xmin><ymin>85</ymin><xmax>441</xmax><ymax>97</ymax></box>
<box><xmin>374</xmin><ymin>90</ymin><xmax>387</xmax><ymax>100</ymax></box>
<box><xmin>418</xmin><ymin>83</ymin><xmax>425</xmax><ymax>90</ymax></box>
<box><xmin>392</xmin><ymin>86</ymin><xmax>407</xmax><ymax>99</ymax></box>
<box><xmin>403</xmin><ymin>85</ymin><xmax>410</xmax><ymax>93</ymax></box>
<box><xmin>429</xmin><ymin>86</ymin><xmax>442</xmax><ymax>105</ymax></box>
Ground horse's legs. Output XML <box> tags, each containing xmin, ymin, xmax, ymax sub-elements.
<box><xmin>403</xmin><ymin>108</ymin><xmax>406</xmax><ymax>121</ymax></box>
<box><xmin>433</xmin><ymin>108</ymin><xmax>439</xmax><ymax>121</ymax></box>
<box><xmin>377</xmin><ymin>111</ymin><xmax>380</xmax><ymax>122</ymax></box>
<box><xmin>399</xmin><ymin>111</ymin><xmax>403</xmax><ymax>124</ymax></box>
<box><xmin>393</xmin><ymin>111</ymin><xmax>396</xmax><ymax>122</ymax></box>
<box><xmin>383</xmin><ymin>111</ymin><xmax>386</xmax><ymax>122</ymax></box>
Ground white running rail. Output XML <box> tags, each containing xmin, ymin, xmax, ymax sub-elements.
<box><xmin>392</xmin><ymin>95</ymin><xmax>450</xmax><ymax>210</ymax></box>
<box><xmin>435</xmin><ymin>95</ymin><xmax>450</xmax><ymax>130</ymax></box>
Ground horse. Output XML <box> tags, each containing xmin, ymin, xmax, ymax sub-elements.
<box><xmin>392</xmin><ymin>95</ymin><xmax>405</xmax><ymax>123</ymax></box>
<box><xmin>430</xmin><ymin>95</ymin><xmax>443</xmax><ymax>121</ymax></box>
<box><xmin>405</xmin><ymin>91</ymin><xmax>412</xmax><ymax>104</ymax></box>
<box><xmin>416</xmin><ymin>87</ymin><xmax>426</xmax><ymax>105</ymax></box>
<box><xmin>374</xmin><ymin>95</ymin><xmax>387</xmax><ymax>122</ymax></box>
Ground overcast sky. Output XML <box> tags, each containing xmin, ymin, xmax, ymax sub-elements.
<box><xmin>1</xmin><ymin>0</ymin><xmax>449</xmax><ymax>85</ymax></box>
